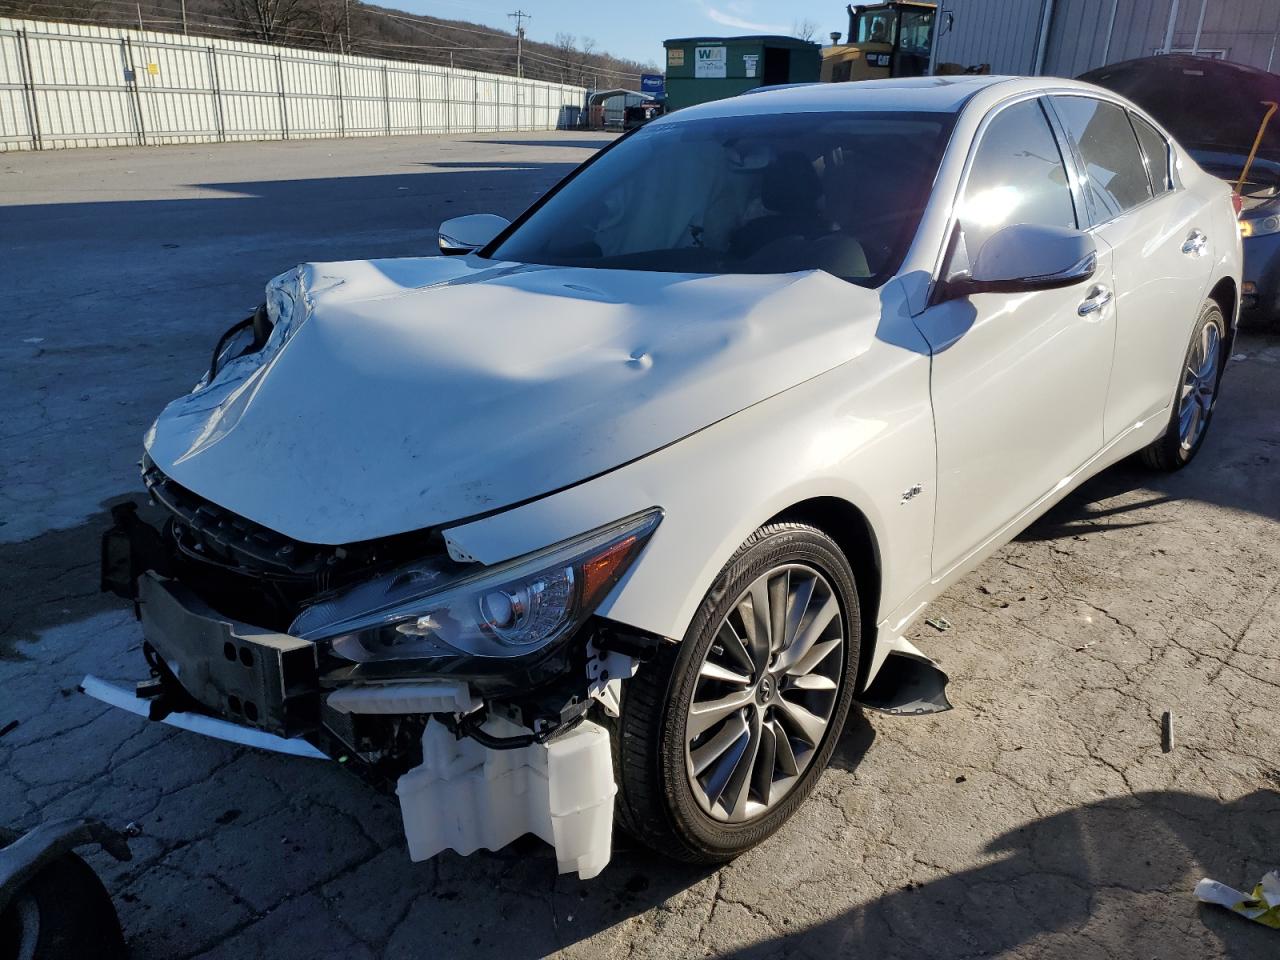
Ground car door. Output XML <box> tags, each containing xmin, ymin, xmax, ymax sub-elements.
<box><xmin>1049</xmin><ymin>95</ymin><xmax>1215</xmax><ymax>442</ymax></box>
<box><xmin>914</xmin><ymin>96</ymin><xmax>1118</xmax><ymax>577</ymax></box>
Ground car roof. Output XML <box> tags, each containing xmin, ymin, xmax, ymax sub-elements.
<box><xmin>653</xmin><ymin>75</ymin><xmax>1119</xmax><ymax>123</ymax></box>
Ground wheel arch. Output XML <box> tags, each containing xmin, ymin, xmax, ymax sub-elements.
<box><xmin>1207</xmin><ymin>274</ymin><xmax>1237</xmax><ymax>347</ymax></box>
<box><xmin>769</xmin><ymin>496</ymin><xmax>882</xmax><ymax>689</ymax></box>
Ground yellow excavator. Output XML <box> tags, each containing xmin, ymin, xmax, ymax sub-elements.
<box><xmin>821</xmin><ymin>2</ymin><xmax>937</xmax><ymax>83</ymax></box>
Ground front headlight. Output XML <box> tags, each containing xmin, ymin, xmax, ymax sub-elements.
<box><xmin>289</xmin><ymin>508</ymin><xmax>661</xmax><ymax>662</ymax></box>
<box><xmin>1240</xmin><ymin>213</ymin><xmax>1280</xmax><ymax>238</ymax></box>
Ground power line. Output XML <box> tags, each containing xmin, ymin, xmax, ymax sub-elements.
<box><xmin>0</xmin><ymin>0</ymin><xmax>650</xmax><ymax>81</ymax></box>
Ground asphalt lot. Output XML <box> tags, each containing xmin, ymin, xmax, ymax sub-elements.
<box><xmin>1</xmin><ymin>132</ymin><xmax>1278</xmax><ymax>960</ymax></box>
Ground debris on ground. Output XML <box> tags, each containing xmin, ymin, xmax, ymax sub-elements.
<box><xmin>925</xmin><ymin>617</ymin><xmax>952</xmax><ymax>632</ymax></box>
<box><xmin>1196</xmin><ymin>871</ymin><xmax>1280</xmax><ymax>929</ymax></box>
<box><xmin>1161</xmin><ymin>711</ymin><xmax>1174</xmax><ymax>753</ymax></box>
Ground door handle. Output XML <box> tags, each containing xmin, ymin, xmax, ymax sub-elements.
<box><xmin>1182</xmin><ymin>229</ymin><xmax>1208</xmax><ymax>257</ymax></box>
<box><xmin>1078</xmin><ymin>284</ymin><xmax>1113</xmax><ymax>317</ymax></box>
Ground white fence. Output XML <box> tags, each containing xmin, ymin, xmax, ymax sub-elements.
<box><xmin>0</xmin><ymin>17</ymin><xmax>587</xmax><ymax>151</ymax></box>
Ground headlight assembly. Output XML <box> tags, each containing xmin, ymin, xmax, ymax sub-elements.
<box><xmin>1240</xmin><ymin>213</ymin><xmax>1280</xmax><ymax>238</ymax></box>
<box><xmin>289</xmin><ymin>508</ymin><xmax>662</xmax><ymax>662</ymax></box>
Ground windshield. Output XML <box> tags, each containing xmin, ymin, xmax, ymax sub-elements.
<box><xmin>487</xmin><ymin>111</ymin><xmax>953</xmax><ymax>287</ymax></box>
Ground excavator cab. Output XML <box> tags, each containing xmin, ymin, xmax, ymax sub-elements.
<box><xmin>821</xmin><ymin>2</ymin><xmax>936</xmax><ymax>83</ymax></box>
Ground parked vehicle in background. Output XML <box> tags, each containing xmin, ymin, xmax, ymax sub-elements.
<box><xmin>623</xmin><ymin>101</ymin><xmax>664</xmax><ymax>130</ymax></box>
<box><xmin>821</xmin><ymin>1</ymin><xmax>936</xmax><ymax>82</ymax></box>
<box><xmin>90</xmin><ymin>76</ymin><xmax>1240</xmax><ymax>879</ymax></box>
<box><xmin>1080</xmin><ymin>54</ymin><xmax>1280</xmax><ymax>328</ymax></box>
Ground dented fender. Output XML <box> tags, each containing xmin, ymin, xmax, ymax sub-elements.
<box><xmin>443</xmin><ymin>278</ymin><xmax>939</xmax><ymax>687</ymax></box>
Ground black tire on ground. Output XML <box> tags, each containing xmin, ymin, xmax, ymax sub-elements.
<box><xmin>612</xmin><ymin>522</ymin><xmax>862</xmax><ymax>863</ymax></box>
<box><xmin>1139</xmin><ymin>299</ymin><xmax>1227</xmax><ymax>472</ymax></box>
<box><xmin>0</xmin><ymin>829</ymin><xmax>127</xmax><ymax>960</ymax></box>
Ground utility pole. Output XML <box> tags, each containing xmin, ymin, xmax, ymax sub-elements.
<box><xmin>180</xmin><ymin>0</ymin><xmax>188</xmax><ymax>35</ymax></box>
<box><xmin>344</xmin><ymin>0</ymin><xmax>351</xmax><ymax>56</ymax></box>
<box><xmin>508</xmin><ymin>9</ymin><xmax>530</xmax><ymax>78</ymax></box>
<box><xmin>135</xmin><ymin>1</ymin><xmax>143</xmax><ymax>31</ymax></box>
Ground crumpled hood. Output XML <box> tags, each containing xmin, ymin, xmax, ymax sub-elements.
<box><xmin>145</xmin><ymin>256</ymin><xmax>881</xmax><ymax>544</ymax></box>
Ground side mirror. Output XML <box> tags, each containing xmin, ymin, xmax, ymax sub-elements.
<box><xmin>940</xmin><ymin>223</ymin><xmax>1096</xmax><ymax>300</ymax></box>
<box><xmin>437</xmin><ymin>214</ymin><xmax>511</xmax><ymax>256</ymax></box>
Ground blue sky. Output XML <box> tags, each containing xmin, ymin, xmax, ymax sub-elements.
<box><xmin>397</xmin><ymin>1</ymin><xmax>845</xmax><ymax>69</ymax></box>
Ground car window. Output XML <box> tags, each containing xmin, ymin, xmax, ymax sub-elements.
<box><xmin>487</xmin><ymin>111</ymin><xmax>954</xmax><ymax>287</ymax></box>
<box><xmin>959</xmin><ymin>99</ymin><xmax>1077</xmax><ymax>259</ymax></box>
<box><xmin>1052</xmin><ymin>96</ymin><xmax>1153</xmax><ymax>220</ymax></box>
<box><xmin>1130</xmin><ymin>112</ymin><xmax>1173</xmax><ymax>195</ymax></box>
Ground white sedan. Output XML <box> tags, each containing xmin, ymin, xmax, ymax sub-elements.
<box><xmin>92</xmin><ymin>76</ymin><xmax>1240</xmax><ymax>878</ymax></box>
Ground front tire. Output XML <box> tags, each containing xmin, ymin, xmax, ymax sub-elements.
<box><xmin>612</xmin><ymin>523</ymin><xmax>861</xmax><ymax>863</ymax></box>
<box><xmin>0</xmin><ymin>829</ymin><xmax>126</xmax><ymax>960</ymax></box>
<box><xmin>1140</xmin><ymin>300</ymin><xmax>1226</xmax><ymax>471</ymax></box>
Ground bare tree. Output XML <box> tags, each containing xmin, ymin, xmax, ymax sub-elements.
<box><xmin>553</xmin><ymin>31</ymin><xmax>577</xmax><ymax>84</ymax></box>
<box><xmin>576</xmin><ymin>35</ymin><xmax>597</xmax><ymax>86</ymax></box>
<box><xmin>311</xmin><ymin>0</ymin><xmax>346</xmax><ymax>51</ymax></box>
<box><xmin>222</xmin><ymin>0</ymin><xmax>315</xmax><ymax>44</ymax></box>
<box><xmin>791</xmin><ymin>18</ymin><xmax>818</xmax><ymax>42</ymax></box>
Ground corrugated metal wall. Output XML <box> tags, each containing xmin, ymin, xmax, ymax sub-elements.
<box><xmin>0</xmin><ymin>17</ymin><xmax>587</xmax><ymax>151</ymax></box>
<box><xmin>933</xmin><ymin>0</ymin><xmax>1045</xmax><ymax>75</ymax></box>
<box><xmin>935</xmin><ymin>0</ymin><xmax>1280</xmax><ymax>79</ymax></box>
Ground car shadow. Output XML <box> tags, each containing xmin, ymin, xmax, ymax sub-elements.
<box><xmin>549</xmin><ymin>788</ymin><xmax>1279</xmax><ymax>959</ymax></box>
<box><xmin>0</xmin><ymin>494</ymin><xmax>159</xmax><ymax>658</ymax></box>
<box><xmin>462</xmin><ymin>138</ymin><xmax>616</xmax><ymax>150</ymax></box>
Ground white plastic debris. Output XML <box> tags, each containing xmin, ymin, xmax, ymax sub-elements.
<box><xmin>326</xmin><ymin>681</ymin><xmax>476</xmax><ymax>715</ymax></box>
<box><xmin>1195</xmin><ymin>870</ymin><xmax>1280</xmax><ymax>929</ymax></box>
<box><xmin>585</xmin><ymin>638</ymin><xmax>638</xmax><ymax>718</ymax></box>
<box><xmin>396</xmin><ymin>716</ymin><xmax>617</xmax><ymax>879</ymax></box>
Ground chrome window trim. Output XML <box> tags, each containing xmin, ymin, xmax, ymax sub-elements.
<box><xmin>1127</xmin><ymin>109</ymin><xmax>1175</xmax><ymax>195</ymax></box>
<box><xmin>1045</xmin><ymin>92</ymin><xmax>1182</xmax><ymax>231</ymax></box>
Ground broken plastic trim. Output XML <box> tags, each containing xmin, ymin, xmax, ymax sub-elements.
<box><xmin>857</xmin><ymin>651</ymin><xmax>953</xmax><ymax>716</ymax></box>
<box><xmin>80</xmin><ymin>675</ymin><xmax>328</xmax><ymax>759</ymax></box>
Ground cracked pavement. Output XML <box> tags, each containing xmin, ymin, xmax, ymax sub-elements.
<box><xmin>2</xmin><ymin>133</ymin><xmax>1278</xmax><ymax>959</ymax></box>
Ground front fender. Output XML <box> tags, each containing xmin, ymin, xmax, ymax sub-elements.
<box><xmin>444</xmin><ymin>293</ymin><xmax>937</xmax><ymax>649</ymax></box>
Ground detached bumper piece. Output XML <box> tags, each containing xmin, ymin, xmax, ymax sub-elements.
<box><xmin>80</xmin><ymin>675</ymin><xmax>328</xmax><ymax>759</ymax></box>
<box><xmin>398</xmin><ymin>716</ymin><xmax>617</xmax><ymax>880</ymax></box>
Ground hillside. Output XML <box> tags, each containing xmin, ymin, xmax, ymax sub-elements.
<box><xmin>0</xmin><ymin>0</ymin><xmax>660</xmax><ymax>87</ymax></box>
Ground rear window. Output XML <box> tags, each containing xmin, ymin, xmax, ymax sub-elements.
<box><xmin>1130</xmin><ymin>113</ymin><xmax>1173</xmax><ymax>194</ymax></box>
<box><xmin>1052</xmin><ymin>96</ymin><xmax>1153</xmax><ymax>221</ymax></box>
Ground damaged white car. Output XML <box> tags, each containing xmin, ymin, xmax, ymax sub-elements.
<box><xmin>91</xmin><ymin>76</ymin><xmax>1241</xmax><ymax>878</ymax></box>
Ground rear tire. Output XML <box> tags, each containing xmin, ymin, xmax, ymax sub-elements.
<box><xmin>612</xmin><ymin>523</ymin><xmax>861</xmax><ymax>863</ymax></box>
<box><xmin>1139</xmin><ymin>300</ymin><xmax>1226</xmax><ymax>471</ymax></box>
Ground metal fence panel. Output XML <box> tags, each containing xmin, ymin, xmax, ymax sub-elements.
<box><xmin>0</xmin><ymin>16</ymin><xmax>586</xmax><ymax>151</ymax></box>
<box><xmin>0</xmin><ymin>29</ymin><xmax>35</xmax><ymax>146</ymax></box>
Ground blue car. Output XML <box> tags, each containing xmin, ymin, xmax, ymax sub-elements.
<box><xmin>1081</xmin><ymin>54</ymin><xmax>1280</xmax><ymax>329</ymax></box>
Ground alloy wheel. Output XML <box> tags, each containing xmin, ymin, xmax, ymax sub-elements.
<box><xmin>1178</xmin><ymin>320</ymin><xmax>1221</xmax><ymax>452</ymax></box>
<box><xmin>683</xmin><ymin>563</ymin><xmax>845</xmax><ymax>823</ymax></box>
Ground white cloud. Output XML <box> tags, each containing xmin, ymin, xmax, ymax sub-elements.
<box><xmin>704</xmin><ymin>6</ymin><xmax>788</xmax><ymax>34</ymax></box>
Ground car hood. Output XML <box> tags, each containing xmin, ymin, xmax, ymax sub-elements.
<box><xmin>1079</xmin><ymin>54</ymin><xmax>1280</xmax><ymax>170</ymax></box>
<box><xmin>145</xmin><ymin>256</ymin><xmax>881</xmax><ymax>544</ymax></box>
